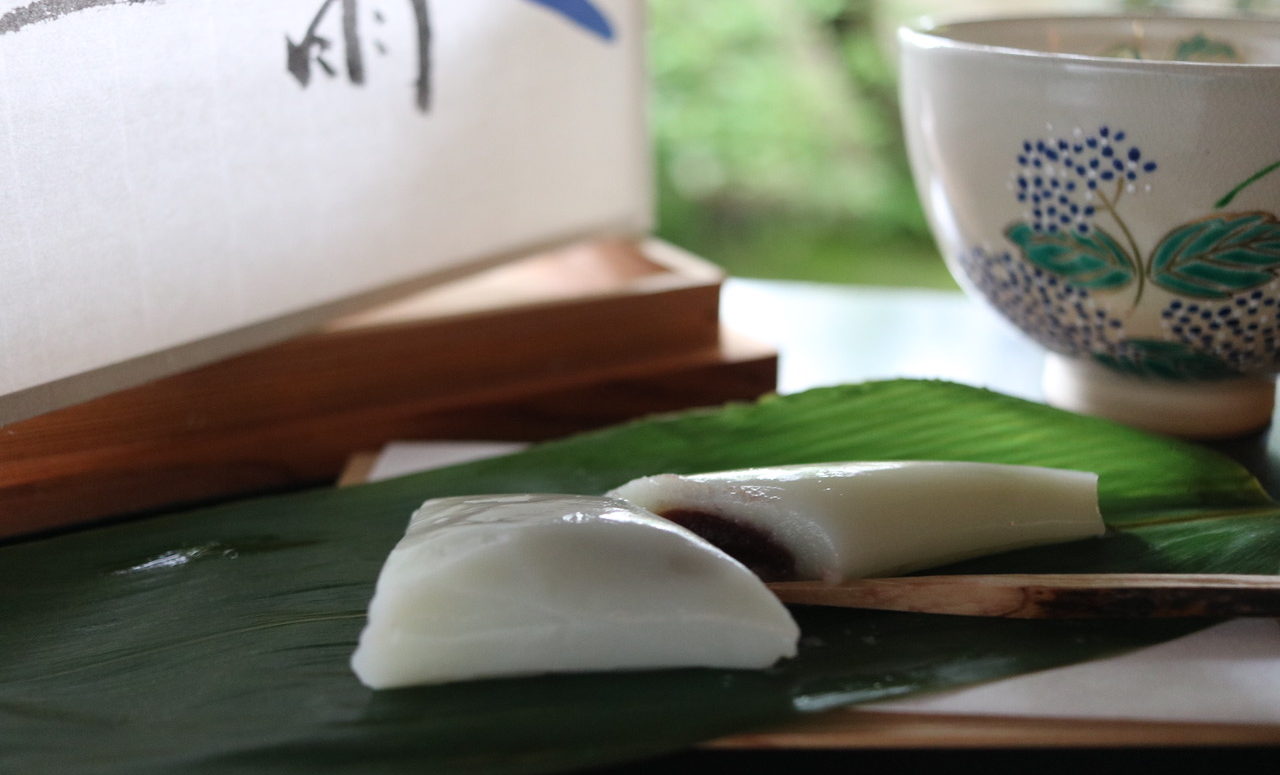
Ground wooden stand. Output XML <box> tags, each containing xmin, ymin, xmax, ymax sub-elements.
<box><xmin>0</xmin><ymin>240</ymin><xmax>776</xmax><ymax>539</ymax></box>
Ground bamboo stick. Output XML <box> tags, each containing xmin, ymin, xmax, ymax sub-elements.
<box><xmin>768</xmin><ymin>573</ymin><xmax>1280</xmax><ymax>618</ymax></box>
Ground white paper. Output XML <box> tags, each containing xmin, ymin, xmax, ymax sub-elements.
<box><xmin>363</xmin><ymin>440</ymin><xmax>1280</xmax><ymax>725</ymax></box>
<box><xmin>0</xmin><ymin>0</ymin><xmax>649</xmax><ymax>424</ymax></box>
<box><xmin>367</xmin><ymin>440</ymin><xmax>529</xmax><ymax>482</ymax></box>
<box><xmin>869</xmin><ymin>618</ymin><xmax>1280</xmax><ymax>724</ymax></box>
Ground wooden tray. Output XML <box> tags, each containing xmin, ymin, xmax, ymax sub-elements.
<box><xmin>0</xmin><ymin>239</ymin><xmax>776</xmax><ymax>539</ymax></box>
<box><xmin>707</xmin><ymin>709</ymin><xmax>1280</xmax><ymax>749</ymax></box>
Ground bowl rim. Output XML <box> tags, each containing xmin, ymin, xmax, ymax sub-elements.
<box><xmin>899</xmin><ymin>13</ymin><xmax>1280</xmax><ymax>72</ymax></box>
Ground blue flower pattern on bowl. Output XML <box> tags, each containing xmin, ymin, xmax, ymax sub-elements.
<box><xmin>1015</xmin><ymin>126</ymin><xmax>1156</xmax><ymax>239</ymax></box>
<box><xmin>960</xmin><ymin>125</ymin><xmax>1280</xmax><ymax>380</ymax></box>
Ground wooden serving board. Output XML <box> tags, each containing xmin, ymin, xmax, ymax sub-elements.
<box><xmin>0</xmin><ymin>240</ymin><xmax>776</xmax><ymax>539</ymax></box>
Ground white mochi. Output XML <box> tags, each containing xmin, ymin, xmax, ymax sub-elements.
<box><xmin>608</xmin><ymin>461</ymin><xmax>1104</xmax><ymax>583</ymax></box>
<box><xmin>350</xmin><ymin>494</ymin><xmax>799</xmax><ymax>689</ymax></box>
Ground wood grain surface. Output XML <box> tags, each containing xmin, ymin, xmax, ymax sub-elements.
<box><xmin>769</xmin><ymin>573</ymin><xmax>1280</xmax><ymax>618</ymax></box>
<box><xmin>0</xmin><ymin>240</ymin><xmax>776</xmax><ymax>538</ymax></box>
<box><xmin>707</xmin><ymin>710</ymin><xmax>1280</xmax><ymax>748</ymax></box>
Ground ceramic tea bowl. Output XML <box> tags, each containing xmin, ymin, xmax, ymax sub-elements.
<box><xmin>899</xmin><ymin>15</ymin><xmax>1280</xmax><ymax>437</ymax></box>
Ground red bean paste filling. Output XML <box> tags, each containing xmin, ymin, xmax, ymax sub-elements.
<box><xmin>659</xmin><ymin>509</ymin><xmax>798</xmax><ymax>582</ymax></box>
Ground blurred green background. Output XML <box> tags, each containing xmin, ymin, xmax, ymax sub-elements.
<box><xmin>647</xmin><ymin>0</ymin><xmax>1279</xmax><ymax>289</ymax></box>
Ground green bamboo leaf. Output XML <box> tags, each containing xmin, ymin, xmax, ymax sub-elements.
<box><xmin>0</xmin><ymin>380</ymin><xmax>1274</xmax><ymax>774</ymax></box>
<box><xmin>1005</xmin><ymin>221</ymin><xmax>1135</xmax><ymax>290</ymax></box>
<box><xmin>1092</xmin><ymin>339</ymin><xmax>1242</xmax><ymax>381</ymax></box>
<box><xmin>1150</xmin><ymin>212</ymin><xmax>1280</xmax><ymax>298</ymax></box>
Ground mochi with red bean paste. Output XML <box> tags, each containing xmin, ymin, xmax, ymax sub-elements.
<box><xmin>608</xmin><ymin>462</ymin><xmax>1103</xmax><ymax>583</ymax></box>
<box><xmin>351</xmin><ymin>494</ymin><xmax>799</xmax><ymax>689</ymax></box>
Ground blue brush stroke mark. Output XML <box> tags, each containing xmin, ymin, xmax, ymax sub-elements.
<box><xmin>523</xmin><ymin>0</ymin><xmax>614</xmax><ymax>41</ymax></box>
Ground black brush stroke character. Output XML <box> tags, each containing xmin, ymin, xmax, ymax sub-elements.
<box><xmin>0</xmin><ymin>0</ymin><xmax>163</xmax><ymax>36</ymax></box>
<box><xmin>2</xmin><ymin>0</ymin><xmax>604</xmax><ymax>117</ymax></box>
<box><xmin>288</xmin><ymin>0</ymin><xmax>431</xmax><ymax>113</ymax></box>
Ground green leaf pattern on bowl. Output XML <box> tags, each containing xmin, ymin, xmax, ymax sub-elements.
<box><xmin>1092</xmin><ymin>339</ymin><xmax>1243</xmax><ymax>380</ymax></box>
<box><xmin>1006</xmin><ymin>221</ymin><xmax>1135</xmax><ymax>289</ymax></box>
<box><xmin>1101</xmin><ymin>31</ymin><xmax>1241</xmax><ymax>63</ymax></box>
<box><xmin>1150</xmin><ymin>213</ymin><xmax>1280</xmax><ymax>298</ymax></box>
<box><xmin>960</xmin><ymin>126</ymin><xmax>1280</xmax><ymax>381</ymax></box>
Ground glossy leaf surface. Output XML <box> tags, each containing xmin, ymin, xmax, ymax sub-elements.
<box><xmin>1</xmin><ymin>380</ymin><xmax>1275</xmax><ymax>773</ymax></box>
